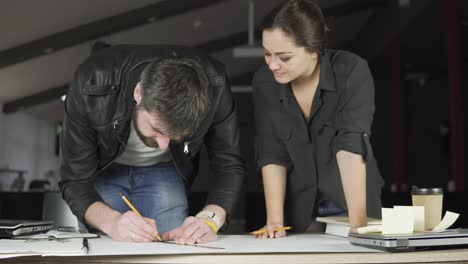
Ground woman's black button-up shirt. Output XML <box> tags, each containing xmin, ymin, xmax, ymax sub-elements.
<box><xmin>252</xmin><ymin>49</ymin><xmax>384</xmax><ymax>231</ymax></box>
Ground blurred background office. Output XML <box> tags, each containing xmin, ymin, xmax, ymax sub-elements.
<box><xmin>0</xmin><ymin>0</ymin><xmax>466</xmax><ymax>232</ymax></box>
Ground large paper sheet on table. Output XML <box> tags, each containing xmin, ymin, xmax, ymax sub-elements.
<box><xmin>88</xmin><ymin>234</ymin><xmax>381</xmax><ymax>256</ymax></box>
<box><xmin>0</xmin><ymin>238</ymin><xmax>86</xmax><ymax>259</ymax></box>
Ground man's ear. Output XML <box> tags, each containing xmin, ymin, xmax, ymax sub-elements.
<box><xmin>311</xmin><ymin>51</ymin><xmax>319</xmax><ymax>61</ymax></box>
<box><xmin>134</xmin><ymin>82</ymin><xmax>142</xmax><ymax>104</ymax></box>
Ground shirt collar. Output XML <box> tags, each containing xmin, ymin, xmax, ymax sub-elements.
<box><xmin>318</xmin><ymin>50</ymin><xmax>337</xmax><ymax>92</ymax></box>
<box><xmin>278</xmin><ymin>49</ymin><xmax>336</xmax><ymax>103</ymax></box>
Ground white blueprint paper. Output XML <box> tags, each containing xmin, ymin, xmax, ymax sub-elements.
<box><xmin>87</xmin><ymin>234</ymin><xmax>380</xmax><ymax>256</ymax></box>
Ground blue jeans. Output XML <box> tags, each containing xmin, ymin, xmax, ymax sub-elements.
<box><xmin>94</xmin><ymin>161</ymin><xmax>189</xmax><ymax>234</ymax></box>
<box><xmin>317</xmin><ymin>200</ymin><xmax>347</xmax><ymax>217</ymax></box>
<box><xmin>306</xmin><ymin>200</ymin><xmax>347</xmax><ymax>232</ymax></box>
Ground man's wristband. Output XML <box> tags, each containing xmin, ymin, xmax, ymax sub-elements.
<box><xmin>203</xmin><ymin>219</ymin><xmax>218</xmax><ymax>233</ymax></box>
<box><xmin>195</xmin><ymin>210</ymin><xmax>222</xmax><ymax>230</ymax></box>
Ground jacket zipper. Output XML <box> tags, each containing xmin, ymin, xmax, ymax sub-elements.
<box><xmin>174</xmin><ymin>133</ymin><xmax>206</xmax><ymax>182</ymax></box>
<box><xmin>113</xmin><ymin>120</ymin><xmax>119</xmax><ymax>131</ymax></box>
<box><xmin>182</xmin><ymin>133</ymin><xmax>206</xmax><ymax>155</ymax></box>
<box><xmin>113</xmin><ymin>120</ymin><xmax>127</xmax><ymax>151</ymax></box>
<box><xmin>98</xmin><ymin>120</ymin><xmax>126</xmax><ymax>173</ymax></box>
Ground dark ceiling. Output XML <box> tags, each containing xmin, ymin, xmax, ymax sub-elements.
<box><xmin>0</xmin><ymin>0</ymin><xmax>466</xmax><ymax>121</ymax></box>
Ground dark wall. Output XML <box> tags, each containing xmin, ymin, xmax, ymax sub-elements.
<box><xmin>372</xmin><ymin>78</ymin><xmax>451</xmax><ymax>190</ymax></box>
<box><xmin>0</xmin><ymin>192</ymin><xmax>44</xmax><ymax>220</ymax></box>
<box><xmin>371</xmin><ymin>61</ymin><xmax>467</xmax><ymax>227</ymax></box>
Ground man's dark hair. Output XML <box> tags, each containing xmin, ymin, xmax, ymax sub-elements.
<box><xmin>139</xmin><ymin>57</ymin><xmax>211</xmax><ymax>139</ymax></box>
<box><xmin>260</xmin><ymin>0</ymin><xmax>328</xmax><ymax>54</ymax></box>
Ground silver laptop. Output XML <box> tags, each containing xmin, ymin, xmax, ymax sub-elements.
<box><xmin>349</xmin><ymin>229</ymin><xmax>468</xmax><ymax>252</ymax></box>
<box><xmin>0</xmin><ymin>219</ymin><xmax>53</xmax><ymax>238</ymax></box>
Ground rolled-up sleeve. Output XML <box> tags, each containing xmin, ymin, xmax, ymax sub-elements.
<box><xmin>252</xmin><ymin>70</ymin><xmax>291</xmax><ymax>169</ymax></box>
<box><xmin>332</xmin><ymin>60</ymin><xmax>375</xmax><ymax>161</ymax></box>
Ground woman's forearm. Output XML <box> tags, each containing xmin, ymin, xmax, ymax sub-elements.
<box><xmin>262</xmin><ymin>164</ymin><xmax>287</xmax><ymax>225</ymax></box>
<box><xmin>336</xmin><ymin>150</ymin><xmax>367</xmax><ymax>229</ymax></box>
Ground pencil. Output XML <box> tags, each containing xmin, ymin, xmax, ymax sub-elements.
<box><xmin>159</xmin><ymin>240</ymin><xmax>225</xmax><ymax>250</ymax></box>
<box><xmin>250</xmin><ymin>226</ymin><xmax>292</xmax><ymax>235</ymax></box>
<box><xmin>119</xmin><ymin>192</ymin><xmax>162</xmax><ymax>241</ymax></box>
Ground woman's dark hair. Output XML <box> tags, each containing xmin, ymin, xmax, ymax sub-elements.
<box><xmin>260</xmin><ymin>0</ymin><xmax>328</xmax><ymax>54</ymax></box>
<box><xmin>139</xmin><ymin>57</ymin><xmax>211</xmax><ymax>139</ymax></box>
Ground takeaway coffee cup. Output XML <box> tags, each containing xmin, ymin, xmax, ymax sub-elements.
<box><xmin>411</xmin><ymin>186</ymin><xmax>443</xmax><ymax>230</ymax></box>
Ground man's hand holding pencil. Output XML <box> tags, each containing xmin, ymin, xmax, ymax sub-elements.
<box><xmin>108</xmin><ymin>210</ymin><xmax>161</xmax><ymax>242</ymax></box>
<box><xmin>115</xmin><ymin>193</ymin><xmax>162</xmax><ymax>242</ymax></box>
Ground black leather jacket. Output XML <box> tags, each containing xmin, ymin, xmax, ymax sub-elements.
<box><xmin>59</xmin><ymin>45</ymin><xmax>245</xmax><ymax>224</ymax></box>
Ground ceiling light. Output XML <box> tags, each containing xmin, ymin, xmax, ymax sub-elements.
<box><xmin>233</xmin><ymin>0</ymin><xmax>263</xmax><ymax>58</ymax></box>
<box><xmin>398</xmin><ymin>0</ymin><xmax>411</xmax><ymax>8</ymax></box>
<box><xmin>233</xmin><ymin>46</ymin><xmax>264</xmax><ymax>57</ymax></box>
<box><xmin>193</xmin><ymin>20</ymin><xmax>202</xmax><ymax>29</ymax></box>
<box><xmin>405</xmin><ymin>72</ymin><xmax>429</xmax><ymax>86</ymax></box>
<box><xmin>44</xmin><ymin>48</ymin><xmax>54</xmax><ymax>54</ymax></box>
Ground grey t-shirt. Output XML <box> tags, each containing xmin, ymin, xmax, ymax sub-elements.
<box><xmin>114</xmin><ymin>121</ymin><xmax>171</xmax><ymax>166</ymax></box>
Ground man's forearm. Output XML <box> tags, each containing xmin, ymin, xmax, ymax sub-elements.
<box><xmin>336</xmin><ymin>150</ymin><xmax>367</xmax><ymax>228</ymax></box>
<box><xmin>84</xmin><ymin>201</ymin><xmax>121</xmax><ymax>234</ymax></box>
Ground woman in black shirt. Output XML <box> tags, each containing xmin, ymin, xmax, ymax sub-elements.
<box><xmin>252</xmin><ymin>0</ymin><xmax>384</xmax><ymax>238</ymax></box>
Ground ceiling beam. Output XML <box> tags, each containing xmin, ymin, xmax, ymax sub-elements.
<box><xmin>2</xmin><ymin>85</ymin><xmax>67</xmax><ymax>114</ymax></box>
<box><xmin>2</xmin><ymin>30</ymin><xmax>251</xmax><ymax>114</ymax></box>
<box><xmin>0</xmin><ymin>0</ymin><xmax>227</xmax><ymax>69</ymax></box>
<box><xmin>1</xmin><ymin>0</ymin><xmax>390</xmax><ymax>114</ymax></box>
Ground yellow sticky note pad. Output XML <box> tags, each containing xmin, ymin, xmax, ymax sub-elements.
<box><xmin>382</xmin><ymin>207</ymin><xmax>414</xmax><ymax>235</ymax></box>
<box><xmin>432</xmin><ymin>211</ymin><xmax>460</xmax><ymax>231</ymax></box>
<box><xmin>394</xmin><ymin>206</ymin><xmax>425</xmax><ymax>232</ymax></box>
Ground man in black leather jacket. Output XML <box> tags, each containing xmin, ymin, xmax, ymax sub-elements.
<box><xmin>59</xmin><ymin>45</ymin><xmax>245</xmax><ymax>244</ymax></box>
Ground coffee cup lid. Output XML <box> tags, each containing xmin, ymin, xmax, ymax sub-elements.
<box><xmin>411</xmin><ymin>186</ymin><xmax>443</xmax><ymax>195</ymax></box>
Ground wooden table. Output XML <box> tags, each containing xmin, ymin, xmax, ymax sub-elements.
<box><xmin>2</xmin><ymin>248</ymin><xmax>468</xmax><ymax>264</ymax></box>
<box><xmin>2</xmin><ymin>234</ymin><xmax>468</xmax><ymax>264</ymax></box>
